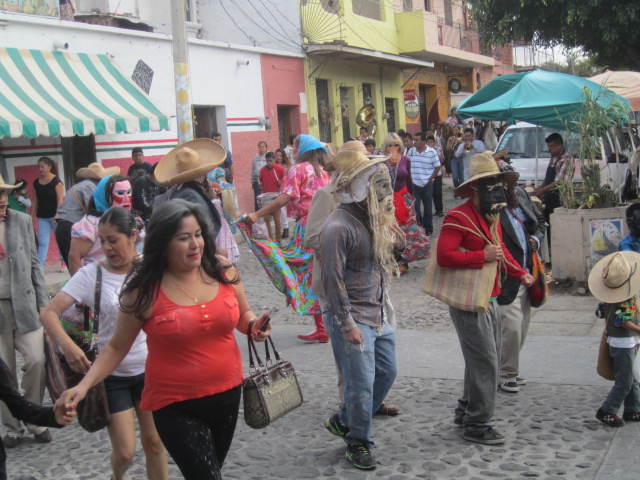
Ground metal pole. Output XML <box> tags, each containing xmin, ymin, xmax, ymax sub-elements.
<box><xmin>535</xmin><ymin>125</ymin><xmax>539</xmax><ymax>186</ymax></box>
<box><xmin>171</xmin><ymin>0</ymin><xmax>193</xmax><ymax>145</ymax></box>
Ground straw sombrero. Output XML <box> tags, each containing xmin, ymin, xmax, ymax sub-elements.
<box><xmin>0</xmin><ymin>175</ymin><xmax>22</xmax><ymax>190</ymax></box>
<box><xmin>492</xmin><ymin>149</ymin><xmax>509</xmax><ymax>160</ymax></box>
<box><xmin>332</xmin><ymin>150</ymin><xmax>389</xmax><ymax>191</ymax></box>
<box><xmin>454</xmin><ymin>151</ymin><xmax>519</xmax><ymax>198</ymax></box>
<box><xmin>76</xmin><ymin>163</ymin><xmax>121</xmax><ymax>180</ymax></box>
<box><xmin>588</xmin><ymin>251</ymin><xmax>640</xmax><ymax>303</ymax></box>
<box><xmin>325</xmin><ymin>140</ymin><xmax>387</xmax><ymax>172</ymax></box>
<box><xmin>155</xmin><ymin>138</ymin><xmax>226</xmax><ymax>186</ymax></box>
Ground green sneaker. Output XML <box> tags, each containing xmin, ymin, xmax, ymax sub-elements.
<box><xmin>345</xmin><ymin>442</ymin><xmax>376</xmax><ymax>470</ymax></box>
<box><xmin>324</xmin><ymin>414</ymin><xmax>349</xmax><ymax>440</ymax></box>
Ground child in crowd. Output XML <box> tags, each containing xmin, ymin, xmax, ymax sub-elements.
<box><xmin>588</xmin><ymin>251</ymin><xmax>640</xmax><ymax>427</ymax></box>
<box><xmin>258</xmin><ymin>151</ymin><xmax>285</xmax><ymax>242</ymax></box>
<box><xmin>7</xmin><ymin>180</ymin><xmax>31</xmax><ymax>214</ymax></box>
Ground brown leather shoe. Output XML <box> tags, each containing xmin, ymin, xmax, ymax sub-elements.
<box><xmin>375</xmin><ymin>403</ymin><xmax>399</xmax><ymax>416</ymax></box>
<box><xmin>34</xmin><ymin>429</ymin><xmax>52</xmax><ymax>443</ymax></box>
<box><xmin>3</xmin><ymin>435</ymin><xmax>21</xmax><ymax>448</ymax></box>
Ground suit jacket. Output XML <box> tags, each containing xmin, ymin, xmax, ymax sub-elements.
<box><xmin>1</xmin><ymin>210</ymin><xmax>48</xmax><ymax>333</ymax></box>
<box><xmin>497</xmin><ymin>186</ymin><xmax>546</xmax><ymax>305</ymax></box>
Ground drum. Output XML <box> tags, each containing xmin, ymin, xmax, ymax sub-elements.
<box><xmin>257</xmin><ymin>192</ymin><xmax>279</xmax><ymax>209</ymax></box>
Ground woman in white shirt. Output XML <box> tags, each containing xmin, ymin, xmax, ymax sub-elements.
<box><xmin>40</xmin><ymin>206</ymin><xmax>168</xmax><ymax>480</ymax></box>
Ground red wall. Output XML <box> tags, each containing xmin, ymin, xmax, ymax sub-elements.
<box><xmin>232</xmin><ymin>55</ymin><xmax>308</xmax><ymax>214</ymax></box>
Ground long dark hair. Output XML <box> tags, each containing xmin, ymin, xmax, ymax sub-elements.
<box><xmin>98</xmin><ymin>206</ymin><xmax>140</xmax><ymax>243</ymax></box>
<box><xmin>87</xmin><ymin>175</ymin><xmax>128</xmax><ymax>216</ymax></box>
<box><xmin>275</xmin><ymin>148</ymin><xmax>292</xmax><ymax>168</ymax></box>
<box><xmin>120</xmin><ymin>199</ymin><xmax>237</xmax><ymax>319</ymax></box>
<box><xmin>38</xmin><ymin>156</ymin><xmax>58</xmax><ymax>176</ymax></box>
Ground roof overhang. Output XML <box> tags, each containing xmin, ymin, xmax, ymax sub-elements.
<box><xmin>401</xmin><ymin>48</ymin><xmax>495</xmax><ymax>68</ymax></box>
<box><xmin>306</xmin><ymin>43</ymin><xmax>434</xmax><ymax>69</ymax></box>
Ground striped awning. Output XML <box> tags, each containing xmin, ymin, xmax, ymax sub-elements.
<box><xmin>0</xmin><ymin>47</ymin><xmax>170</xmax><ymax>139</ymax></box>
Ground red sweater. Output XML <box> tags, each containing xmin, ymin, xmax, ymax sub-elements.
<box><xmin>437</xmin><ymin>200</ymin><xmax>526</xmax><ymax>297</ymax></box>
<box><xmin>259</xmin><ymin>164</ymin><xmax>286</xmax><ymax>193</ymax></box>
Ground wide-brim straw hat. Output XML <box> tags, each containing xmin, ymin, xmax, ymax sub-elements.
<box><xmin>0</xmin><ymin>175</ymin><xmax>22</xmax><ymax>190</ymax></box>
<box><xmin>76</xmin><ymin>163</ymin><xmax>121</xmax><ymax>180</ymax></box>
<box><xmin>588</xmin><ymin>251</ymin><xmax>640</xmax><ymax>303</ymax></box>
<box><xmin>492</xmin><ymin>149</ymin><xmax>509</xmax><ymax>160</ymax></box>
<box><xmin>325</xmin><ymin>140</ymin><xmax>387</xmax><ymax>172</ymax></box>
<box><xmin>454</xmin><ymin>151</ymin><xmax>519</xmax><ymax>198</ymax></box>
<box><xmin>155</xmin><ymin>138</ymin><xmax>226</xmax><ymax>186</ymax></box>
<box><xmin>332</xmin><ymin>150</ymin><xmax>389</xmax><ymax>191</ymax></box>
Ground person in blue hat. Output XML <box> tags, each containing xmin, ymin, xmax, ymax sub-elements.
<box><xmin>244</xmin><ymin>134</ymin><xmax>332</xmax><ymax>342</ymax></box>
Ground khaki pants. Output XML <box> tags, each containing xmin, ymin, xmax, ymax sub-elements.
<box><xmin>499</xmin><ymin>285</ymin><xmax>531</xmax><ymax>382</ymax></box>
<box><xmin>0</xmin><ymin>300</ymin><xmax>47</xmax><ymax>437</ymax></box>
<box><xmin>264</xmin><ymin>211</ymin><xmax>282</xmax><ymax>242</ymax></box>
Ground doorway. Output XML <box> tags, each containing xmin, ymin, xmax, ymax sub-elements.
<box><xmin>277</xmin><ymin>105</ymin><xmax>294</xmax><ymax>148</ymax></box>
<box><xmin>61</xmin><ymin>135</ymin><xmax>96</xmax><ymax>186</ymax></box>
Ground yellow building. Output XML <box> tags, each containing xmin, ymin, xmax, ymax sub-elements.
<box><xmin>301</xmin><ymin>1</ymin><xmax>499</xmax><ymax>141</ymax></box>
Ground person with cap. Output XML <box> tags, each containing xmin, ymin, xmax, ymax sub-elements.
<box><xmin>132</xmin><ymin>163</ymin><xmax>166</xmax><ymax>226</ymax></box>
<box><xmin>319</xmin><ymin>148</ymin><xmax>405</xmax><ymax>470</ymax></box>
<box><xmin>437</xmin><ymin>151</ymin><xmax>533</xmax><ymax>445</ymax></box>
<box><xmin>0</xmin><ymin>175</ymin><xmax>52</xmax><ymax>448</ymax></box>
<box><xmin>618</xmin><ymin>203</ymin><xmax>640</xmax><ymax>252</ymax></box>
<box><xmin>494</xmin><ymin>159</ymin><xmax>546</xmax><ymax>393</ymax></box>
<box><xmin>153</xmin><ymin>138</ymin><xmax>226</xmax><ymax>240</ymax></box>
<box><xmin>55</xmin><ymin>163</ymin><xmax>121</xmax><ymax>267</ymax></box>
<box><xmin>68</xmin><ymin>174</ymin><xmax>133</xmax><ymax>276</ymax></box>
<box><xmin>244</xmin><ymin>134</ymin><xmax>331</xmax><ymax>342</ymax></box>
<box><xmin>589</xmin><ymin>251</ymin><xmax>640</xmax><ymax>427</ymax></box>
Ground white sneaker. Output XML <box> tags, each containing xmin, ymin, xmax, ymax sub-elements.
<box><xmin>499</xmin><ymin>381</ymin><xmax>519</xmax><ymax>393</ymax></box>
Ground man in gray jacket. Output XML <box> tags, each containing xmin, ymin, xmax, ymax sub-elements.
<box><xmin>0</xmin><ymin>176</ymin><xmax>50</xmax><ymax>447</ymax></box>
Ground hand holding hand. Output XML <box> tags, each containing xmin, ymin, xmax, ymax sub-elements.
<box><xmin>483</xmin><ymin>244</ymin><xmax>503</xmax><ymax>263</ymax></box>
<box><xmin>58</xmin><ymin>386</ymin><xmax>87</xmax><ymax>414</ymax></box>
<box><xmin>53</xmin><ymin>400</ymin><xmax>76</xmax><ymax>426</ymax></box>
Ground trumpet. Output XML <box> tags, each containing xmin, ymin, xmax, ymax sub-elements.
<box><xmin>464</xmin><ymin>142</ymin><xmax>473</xmax><ymax>153</ymax></box>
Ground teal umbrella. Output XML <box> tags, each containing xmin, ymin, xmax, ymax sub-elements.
<box><xmin>457</xmin><ymin>70</ymin><xmax>630</xmax><ymax>130</ymax></box>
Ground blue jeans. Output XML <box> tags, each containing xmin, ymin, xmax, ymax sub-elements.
<box><xmin>324</xmin><ymin>314</ymin><xmax>397</xmax><ymax>446</ymax></box>
<box><xmin>36</xmin><ymin>217</ymin><xmax>57</xmax><ymax>266</ymax></box>
<box><xmin>451</xmin><ymin>157</ymin><xmax>464</xmax><ymax>187</ymax></box>
<box><xmin>413</xmin><ymin>183</ymin><xmax>434</xmax><ymax>233</ymax></box>
<box><xmin>601</xmin><ymin>345</ymin><xmax>640</xmax><ymax>415</ymax></box>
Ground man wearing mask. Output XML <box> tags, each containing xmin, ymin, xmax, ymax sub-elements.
<box><xmin>319</xmin><ymin>149</ymin><xmax>405</xmax><ymax>470</ymax></box>
<box><xmin>0</xmin><ymin>176</ymin><xmax>51</xmax><ymax>448</ymax></box>
<box><xmin>437</xmin><ymin>152</ymin><xmax>533</xmax><ymax>445</ymax></box>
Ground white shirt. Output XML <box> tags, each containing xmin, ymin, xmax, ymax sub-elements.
<box><xmin>63</xmin><ymin>263</ymin><xmax>147</xmax><ymax>377</ymax></box>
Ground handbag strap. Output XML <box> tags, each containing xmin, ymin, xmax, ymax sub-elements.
<box><xmin>93</xmin><ymin>264</ymin><xmax>103</xmax><ymax>335</ymax></box>
<box><xmin>246</xmin><ymin>332</ymin><xmax>266</xmax><ymax>372</ymax></box>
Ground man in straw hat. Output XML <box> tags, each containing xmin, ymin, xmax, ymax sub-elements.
<box><xmin>319</xmin><ymin>148</ymin><xmax>405</xmax><ymax>470</ymax></box>
<box><xmin>154</xmin><ymin>138</ymin><xmax>227</xmax><ymax>237</ymax></box>
<box><xmin>0</xmin><ymin>175</ymin><xmax>52</xmax><ymax>447</ymax></box>
<box><xmin>54</xmin><ymin>162</ymin><xmax>121</xmax><ymax>267</ymax></box>
<box><xmin>589</xmin><ymin>251</ymin><xmax>640</xmax><ymax>427</ymax></box>
<box><xmin>494</xmin><ymin>160</ymin><xmax>546</xmax><ymax>394</ymax></box>
<box><xmin>437</xmin><ymin>151</ymin><xmax>533</xmax><ymax>445</ymax></box>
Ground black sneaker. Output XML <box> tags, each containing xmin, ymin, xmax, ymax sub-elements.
<box><xmin>325</xmin><ymin>414</ymin><xmax>349</xmax><ymax>440</ymax></box>
<box><xmin>596</xmin><ymin>408</ymin><xmax>625</xmax><ymax>427</ymax></box>
<box><xmin>623</xmin><ymin>411</ymin><xmax>640</xmax><ymax>422</ymax></box>
<box><xmin>281</xmin><ymin>228</ymin><xmax>289</xmax><ymax>239</ymax></box>
<box><xmin>499</xmin><ymin>381</ymin><xmax>520</xmax><ymax>393</ymax></box>
<box><xmin>453</xmin><ymin>417</ymin><xmax>463</xmax><ymax>428</ymax></box>
<box><xmin>345</xmin><ymin>442</ymin><xmax>376</xmax><ymax>470</ymax></box>
<box><xmin>463</xmin><ymin>427</ymin><xmax>506</xmax><ymax>445</ymax></box>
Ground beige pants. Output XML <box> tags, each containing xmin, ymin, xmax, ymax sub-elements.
<box><xmin>264</xmin><ymin>211</ymin><xmax>282</xmax><ymax>242</ymax></box>
<box><xmin>0</xmin><ymin>300</ymin><xmax>47</xmax><ymax>437</ymax></box>
<box><xmin>499</xmin><ymin>285</ymin><xmax>531</xmax><ymax>382</ymax></box>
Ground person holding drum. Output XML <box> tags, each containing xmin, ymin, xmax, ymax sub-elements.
<box><xmin>258</xmin><ymin>152</ymin><xmax>286</xmax><ymax>242</ymax></box>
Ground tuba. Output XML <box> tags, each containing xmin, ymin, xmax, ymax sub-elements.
<box><xmin>356</xmin><ymin>104</ymin><xmax>377</xmax><ymax>137</ymax></box>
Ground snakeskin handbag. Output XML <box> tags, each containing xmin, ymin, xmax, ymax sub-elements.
<box><xmin>242</xmin><ymin>334</ymin><xmax>303</xmax><ymax>429</ymax></box>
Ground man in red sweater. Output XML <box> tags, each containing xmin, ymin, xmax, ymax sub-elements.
<box><xmin>258</xmin><ymin>152</ymin><xmax>286</xmax><ymax>242</ymax></box>
<box><xmin>437</xmin><ymin>151</ymin><xmax>534</xmax><ymax>445</ymax></box>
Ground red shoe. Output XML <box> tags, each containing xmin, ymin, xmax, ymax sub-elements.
<box><xmin>297</xmin><ymin>331</ymin><xmax>329</xmax><ymax>343</ymax></box>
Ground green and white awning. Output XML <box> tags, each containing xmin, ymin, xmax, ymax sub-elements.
<box><xmin>0</xmin><ymin>47</ymin><xmax>170</xmax><ymax>139</ymax></box>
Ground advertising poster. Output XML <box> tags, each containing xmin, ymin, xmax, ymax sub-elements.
<box><xmin>590</xmin><ymin>218</ymin><xmax>623</xmax><ymax>260</ymax></box>
<box><xmin>0</xmin><ymin>1</ymin><xmax>59</xmax><ymax>17</ymax></box>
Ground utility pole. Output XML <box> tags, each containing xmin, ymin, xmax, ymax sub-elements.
<box><xmin>170</xmin><ymin>0</ymin><xmax>193</xmax><ymax>144</ymax></box>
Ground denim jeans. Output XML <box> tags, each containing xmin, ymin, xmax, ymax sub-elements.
<box><xmin>324</xmin><ymin>314</ymin><xmax>397</xmax><ymax>446</ymax></box>
<box><xmin>601</xmin><ymin>345</ymin><xmax>640</xmax><ymax>415</ymax></box>
<box><xmin>451</xmin><ymin>158</ymin><xmax>464</xmax><ymax>187</ymax></box>
<box><xmin>413</xmin><ymin>183</ymin><xmax>434</xmax><ymax>233</ymax></box>
<box><xmin>252</xmin><ymin>182</ymin><xmax>262</xmax><ymax>211</ymax></box>
<box><xmin>36</xmin><ymin>217</ymin><xmax>57</xmax><ymax>266</ymax></box>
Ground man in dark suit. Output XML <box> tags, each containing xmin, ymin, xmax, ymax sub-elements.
<box><xmin>496</xmin><ymin>161</ymin><xmax>545</xmax><ymax>393</ymax></box>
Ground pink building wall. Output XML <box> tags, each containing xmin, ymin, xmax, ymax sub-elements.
<box><xmin>232</xmin><ymin>54</ymin><xmax>308</xmax><ymax>214</ymax></box>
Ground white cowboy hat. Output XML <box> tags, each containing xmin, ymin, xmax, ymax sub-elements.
<box><xmin>155</xmin><ymin>138</ymin><xmax>227</xmax><ymax>186</ymax></box>
<box><xmin>454</xmin><ymin>151</ymin><xmax>519</xmax><ymax>198</ymax></box>
<box><xmin>0</xmin><ymin>175</ymin><xmax>22</xmax><ymax>190</ymax></box>
<box><xmin>588</xmin><ymin>251</ymin><xmax>640</xmax><ymax>303</ymax></box>
<box><xmin>76</xmin><ymin>163</ymin><xmax>121</xmax><ymax>180</ymax></box>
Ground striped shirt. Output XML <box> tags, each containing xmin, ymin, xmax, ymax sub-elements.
<box><xmin>408</xmin><ymin>146</ymin><xmax>440</xmax><ymax>187</ymax></box>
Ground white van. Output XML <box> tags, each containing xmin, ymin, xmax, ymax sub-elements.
<box><xmin>495</xmin><ymin>122</ymin><xmax>640</xmax><ymax>201</ymax></box>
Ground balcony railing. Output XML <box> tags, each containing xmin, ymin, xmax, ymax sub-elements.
<box><xmin>436</xmin><ymin>19</ymin><xmax>479</xmax><ymax>54</ymax></box>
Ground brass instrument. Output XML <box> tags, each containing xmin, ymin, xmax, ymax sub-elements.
<box><xmin>464</xmin><ymin>142</ymin><xmax>473</xmax><ymax>153</ymax></box>
<box><xmin>356</xmin><ymin>104</ymin><xmax>377</xmax><ymax>137</ymax></box>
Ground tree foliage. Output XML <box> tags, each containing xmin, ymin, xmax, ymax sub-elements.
<box><xmin>469</xmin><ymin>0</ymin><xmax>640</xmax><ymax>70</ymax></box>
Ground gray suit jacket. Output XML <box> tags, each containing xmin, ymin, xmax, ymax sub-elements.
<box><xmin>1</xmin><ymin>210</ymin><xmax>48</xmax><ymax>333</ymax></box>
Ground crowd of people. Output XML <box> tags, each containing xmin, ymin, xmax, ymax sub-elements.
<box><xmin>0</xmin><ymin>121</ymin><xmax>638</xmax><ymax>478</ymax></box>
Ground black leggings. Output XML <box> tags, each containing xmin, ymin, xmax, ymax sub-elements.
<box><xmin>152</xmin><ymin>385</ymin><xmax>241</xmax><ymax>480</ymax></box>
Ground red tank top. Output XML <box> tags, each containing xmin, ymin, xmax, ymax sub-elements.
<box><xmin>140</xmin><ymin>282</ymin><xmax>243</xmax><ymax>411</ymax></box>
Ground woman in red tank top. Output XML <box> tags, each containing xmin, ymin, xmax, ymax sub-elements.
<box><xmin>58</xmin><ymin>199</ymin><xmax>271</xmax><ymax>480</ymax></box>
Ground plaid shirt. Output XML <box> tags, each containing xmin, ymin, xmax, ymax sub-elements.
<box><xmin>551</xmin><ymin>149</ymin><xmax>574</xmax><ymax>182</ymax></box>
